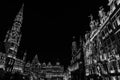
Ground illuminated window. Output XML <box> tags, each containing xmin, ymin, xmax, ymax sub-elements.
<box><xmin>117</xmin><ymin>16</ymin><xmax>120</xmax><ymax>26</ymax></box>
<box><xmin>104</xmin><ymin>27</ymin><xmax>109</xmax><ymax>37</ymax></box>
<box><xmin>113</xmin><ymin>21</ymin><xmax>118</xmax><ymax>29</ymax></box>
<box><xmin>13</xmin><ymin>22</ymin><xmax>21</xmax><ymax>31</ymax></box>
<box><xmin>102</xmin><ymin>30</ymin><xmax>105</xmax><ymax>40</ymax></box>
<box><xmin>108</xmin><ymin>24</ymin><xmax>113</xmax><ymax>33</ymax></box>
<box><xmin>112</xmin><ymin>23</ymin><xmax>115</xmax><ymax>30</ymax></box>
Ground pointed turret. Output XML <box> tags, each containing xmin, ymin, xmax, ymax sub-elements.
<box><xmin>42</xmin><ymin>62</ymin><xmax>46</xmax><ymax>67</ymax></box>
<box><xmin>47</xmin><ymin>62</ymin><xmax>52</xmax><ymax>67</ymax></box>
<box><xmin>32</xmin><ymin>54</ymin><xmax>40</xmax><ymax>65</ymax></box>
<box><xmin>4</xmin><ymin>4</ymin><xmax>24</xmax><ymax>58</ymax></box>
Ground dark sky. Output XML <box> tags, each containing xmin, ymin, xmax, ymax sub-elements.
<box><xmin>0</xmin><ymin>0</ymin><xmax>108</xmax><ymax>67</ymax></box>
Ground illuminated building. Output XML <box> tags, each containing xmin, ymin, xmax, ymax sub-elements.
<box><xmin>0</xmin><ymin>3</ymin><xmax>25</xmax><ymax>75</ymax></box>
<box><xmin>84</xmin><ymin>17</ymin><xmax>100</xmax><ymax>80</ymax></box>
<box><xmin>84</xmin><ymin>0</ymin><xmax>120</xmax><ymax>80</ymax></box>
<box><xmin>0</xmin><ymin>2</ymin><xmax>69</xmax><ymax>80</ymax></box>
<box><xmin>22</xmin><ymin>54</ymin><xmax>66</xmax><ymax>80</ymax></box>
<box><xmin>24</xmin><ymin>61</ymin><xmax>31</xmax><ymax>75</ymax></box>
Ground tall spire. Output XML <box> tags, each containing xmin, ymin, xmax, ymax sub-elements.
<box><xmin>4</xmin><ymin>4</ymin><xmax>24</xmax><ymax>58</ymax></box>
<box><xmin>14</xmin><ymin>3</ymin><xmax>24</xmax><ymax>23</ymax></box>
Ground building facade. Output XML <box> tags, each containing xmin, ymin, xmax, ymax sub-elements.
<box><xmin>23</xmin><ymin>54</ymin><xmax>66</xmax><ymax>80</ymax></box>
<box><xmin>68</xmin><ymin>36</ymin><xmax>85</xmax><ymax>80</ymax></box>
<box><xmin>84</xmin><ymin>0</ymin><xmax>120</xmax><ymax>80</ymax></box>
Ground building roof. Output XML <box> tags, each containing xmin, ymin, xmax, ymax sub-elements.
<box><xmin>31</xmin><ymin>54</ymin><xmax>40</xmax><ymax>65</ymax></box>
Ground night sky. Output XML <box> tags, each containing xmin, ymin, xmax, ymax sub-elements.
<box><xmin>0</xmin><ymin>0</ymin><xmax>109</xmax><ymax>67</ymax></box>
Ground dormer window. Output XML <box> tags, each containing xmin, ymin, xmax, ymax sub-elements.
<box><xmin>117</xmin><ymin>16</ymin><xmax>120</xmax><ymax>26</ymax></box>
<box><xmin>113</xmin><ymin>20</ymin><xmax>118</xmax><ymax>29</ymax></box>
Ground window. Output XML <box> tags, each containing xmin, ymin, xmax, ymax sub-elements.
<box><xmin>102</xmin><ymin>30</ymin><xmax>105</xmax><ymax>40</ymax></box>
<box><xmin>117</xmin><ymin>16</ymin><xmax>120</xmax><ymax>26</ymax></box>
<box><xmin>113</xmin><ymin>20</ymin><xmax>118</xmax><ymax>29</ymax></box>
<box><xmin>108</xmin><ymin>24</ymin><xmax>113</xmax><ymax>33</ymax></box>
<box><xmin>105</xmin><ymin>27</ymin><xmax>109</xmax><ymax>37</ymax></box>
<box><xmin>13</xmin><ymin>22</ymin><xmax>21</xmax><ymax>31</ymax></box>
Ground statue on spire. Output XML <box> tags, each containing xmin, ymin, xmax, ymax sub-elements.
<box><xmin>4</xmin><ymin>4</ymin><xmax>24</xmax><ymax>58</ymax></box>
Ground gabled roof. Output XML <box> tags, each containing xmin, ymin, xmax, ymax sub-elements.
<box><xmin>31</xmin><ymin>54</ymin><xmax>40</xmax><ymax>64</ymax></box>
<box><xmin>42</xmin><ymin>62</ymin><xmax>46</xmax><ymax>67</ymax></box>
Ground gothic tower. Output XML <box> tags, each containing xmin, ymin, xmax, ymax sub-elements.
<box><xmin>4</xmin><ymin>4</ymin><xmax>24</xmax><ymax>58</ymax></box>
